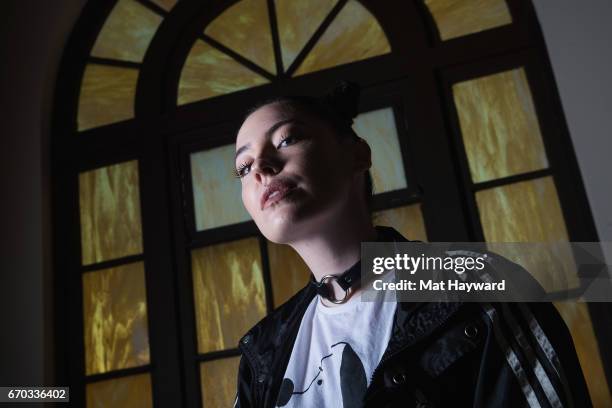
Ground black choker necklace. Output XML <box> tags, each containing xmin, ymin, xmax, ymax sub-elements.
<box><xmin>309</xmin><ymin>226</ymin><xmax>408</xmax><ymax>304</ymax></box>
<box><xmin>311</xmin><ymin>260</ymin><xmax>361</xmax><ymax>304</ymax></box>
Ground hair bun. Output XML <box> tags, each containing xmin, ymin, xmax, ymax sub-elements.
<box><xmin>322</xmin><ymin>80</ymin><xmax>361</xmax><ymax>125</ymax></box>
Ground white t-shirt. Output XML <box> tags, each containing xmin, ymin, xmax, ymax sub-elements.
<box><xmin>276</xmin><ymin>272</ymin><xmax>397</xmax><ymax>407</ymax></box>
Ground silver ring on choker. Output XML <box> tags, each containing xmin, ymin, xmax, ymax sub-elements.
<box><xmin>319</xmin><ymin>274</ymin><xmax>351</xmax><ymax>304</ymax></box>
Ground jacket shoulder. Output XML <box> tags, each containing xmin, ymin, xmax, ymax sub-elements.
<box><xmin>441</xmin><ymin>246</ymin><xmax>547</xmax><ymax>300</ymax></box>
<box><xmin>239</xmin><ymin>282</ymin><xmax>316</xmax><ymax>352</ymax></box>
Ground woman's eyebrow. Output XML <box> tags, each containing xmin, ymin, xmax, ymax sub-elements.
<box><xmin>234</xmin><ymin>118</ymin><xmax>302</xmax><ymax>161</ymax></box>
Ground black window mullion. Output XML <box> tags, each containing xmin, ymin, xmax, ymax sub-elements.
<box><xmin>140</xmin><ymin>137</ymin><xmax>186</xmax><ymax>407</ymax></box>
<box><xmin>54</xmin><ymin>159</ymin><xmax>87</xmax><ymax>407</ymax></box>
<box><xmin>81</xmin><ymin>254</ymin><xmax>145</xmax><ymax>273</ymax></box>
<box><xmin>406</xmin><ymin>67</ymin><xmax>473</xmax><ymax>242</ymax></box>
<box><xmin>471</xmin><ymin>168</ymin><xmax>553</xmax><ymax>192</ymax></box>
<box><xmin>266</xmin><ymin>0</ymin><xmax>284</xmax><ymax>76</ymax></box>
<box><xmin>284</xmin><ymin>0</ymin><xmax>349</xmax><ymax>77</ymax></box>
<box><xmin>167</xmin><ymin>137</ymin><xmax>203</xmax><ymax>408</ymax></box>
<box><xmin>85</xmin><ymin>364</ymin><xmax>152</xmax><ymax>384</ymax></box>
<box><xmin>197</xmin><ymin>349</ymin><xmax>241</xmax><ymax>363</ymax></box>
<box><xmin>87</xmin><ymin>56</ymin><xmax>142</xmax><ymax>69</ymax></box>
<box><xmin>200</xmin><ymin>34</ymin><xmax>276</xmax><ymax>81</ymax></box>
<box><xmin>259</xmin><ymin>235</ymin><xmax>275</xmax><ymax>315</ymax></box>
<box><xmin>136</xmin><ymin>0</ymin><xmax>170</xmax><ymax>17</ymax></box>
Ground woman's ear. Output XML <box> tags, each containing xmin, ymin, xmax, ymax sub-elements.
<box><xmin>353</xmin><ymin>138</ymin><xmax>372</xmax><ymax>172</ymax></box>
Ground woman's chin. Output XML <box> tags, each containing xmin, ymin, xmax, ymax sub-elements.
<box><xmin>259</xmin><ymin>213</ymin><xmax>302</xmax><ymax>244</ymax></box>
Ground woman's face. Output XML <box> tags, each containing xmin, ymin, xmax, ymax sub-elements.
<box><xmin>235</xmin><ymin>102</ymin><xmax>359</xmax><ymax>243</ymax></box>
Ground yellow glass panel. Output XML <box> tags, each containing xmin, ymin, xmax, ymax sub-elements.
<box><xmin>178</xmin><ymin>40</ymin><xmax>270</xmax><ymax>105</ymax></box>
<box><xmin>86</xmin><ymin>373</ymin><xmax>153</xmax><ymax>408</ymax></box>
<box><xmin>192</xmin><ymin>238</ymin><xmax>267</xmax><ymax>353</ymax></box>
<box><xmin>82</xmin><ymin>262</ymin><xmax>150</xmax><ymax>375</ymax></box>
<box><xmin>453</xmin><ymin>68</ymin><xmax>548</xmax><ymax>183</ymax></box>
<box><xmin>374</xmin><ymin>204</ymin><xmax>428</xmax><ymax>242</ymax></box>
<box><xmin>267</xmin><ymin>242</ymin><xmax>311</xmax><ymax>307</ymax></box>
<box><xmin>200</xmin><ymin>357</ymin><xmax>241</xmax><ymax>408</ymax></box>
<box><xmin>353</xmin><ymin>108</ymin><xmax>407</xmax><ymax>193</ymax></box>
<box><xmin>275</xmin><ymin>0</ymin><xmax>338</xmax><ymax>71</ymax></box>
<box><xmin>79</xmin><ymin>160</ymin><xmax>143</xmax><ymax>265</ymax></box>
<box><xmin>205</xmin><ymin>0</ymin><xmax>276</xmax><ymax>74</ymax></box>
<box><xmin>424</xmin><ymin>0</ymin><xmax>512</xmax><ymax>41</ymax></box>
<box><xmin>78</xmin><ymin>64</ymin><xmax>138</xmax><ymax>131</ymax></box>
<box><xmin>476</xmin><ymin>177</ymin><xmax>578</xmax><ymax>292</ymax></box>
<box><xmin>91</xmin><ymin>0</ymin><xmax>163</xmax><ymax>63</ymax></box>
<box><xmin>294</xmin><ymin>0</ymin><xmax>391</xmax><ymax>75</ymax></box>
<box><xmin>554</xmin><ymin>302</ymin><xmax>612</xmax><ymax>407</ymax></box>
<box><xmin>190</xmin><ymin>144</ymin><xmax>252</xmax><ymax>231</ymax></box>
<box><xmin>150</xmin><ymin>0</ymin><xmax>177</xmax><ymax>12</ymax></box>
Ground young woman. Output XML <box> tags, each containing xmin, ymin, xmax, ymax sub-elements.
<box><xmin>232</xmin><ymin>83</ymin><xmax>591</xmax><ymax>407</ymax></box>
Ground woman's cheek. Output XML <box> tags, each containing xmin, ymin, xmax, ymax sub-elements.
<box><xmin>299</xmin><ymin>145</ymin><xmax>331</xmax><ymax>179</ymax></box>
<box><xmin>242</xmin><ymin>183</ymin><xmax>257</xmax><ymax>217</ymax></box>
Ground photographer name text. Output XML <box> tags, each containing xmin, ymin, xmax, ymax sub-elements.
<box><xmin>372</xmin><ymin>279</ymin><xmax>506</xmax><ymax>292</ymax></box>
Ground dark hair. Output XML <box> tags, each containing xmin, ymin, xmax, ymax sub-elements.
<box><xmin>243</xmin><ymin>81</ymin><xmax>374</xmax><ymax>213</ymax></box>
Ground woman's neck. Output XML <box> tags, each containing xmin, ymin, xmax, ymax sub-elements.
<box><xmin>289</xmin><ymin>210</ymin><xmax>377</xmax><ymax>305</ymax></box>
<box><xmin>291</xmin><ymin>221</ymin><xmax>376</xmax><ymax>279</ymax></box>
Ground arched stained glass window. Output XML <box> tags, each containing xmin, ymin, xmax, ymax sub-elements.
<box><xmin>76</xmin><ymin>0</ymin><xmax>168</xmax><ymax>130</ymax></box>
<box><xmin>275</xmin><ymin>0</ymin><xmax>338</xmax><ymax>71</ymax></box>
<box><xmin>54</xmin><ymin>0</ymin><xmax>612</xmax><ymax>406</ymax></box>
<box><xmin>78</xmin><ymin>64</ymin><xmax>139</xmax><ymax>131</ymax></box>
<box><xmin>178</xmin><ymin>0</ymin><xmax>391</xmax><ymax>105</ymax></box>
<box><xmin>292</xmin><ymin>0</ymin><xmax>391</xmax><ymax>75</ymax></box>
<box><xmin>423</xmin><ymin>0</ymin><xmax>513</xmax><ymax>41</ymax></box>
<box><xmin>149</xmin><ymin>0</ymin><xmax>177</xmax><ymax>12</ymax></box>
<box><xmin>79</xmin><ymin>0</ymin><xmax>392</xmax><ymax>127</ymax></box>
<box><xmin>178</xmin><ymin>40</ymin><xmax>271</xmax><ymax>105</ymax></box>
<box><xmin>90</xmin><ymin>0</ymin><xmax>164</xmax><ymax>63</ymax></box>
<box><xmin>203</xmin><ymin>0</ymin><xmax>277</xmax><ymax>74</ymax></box>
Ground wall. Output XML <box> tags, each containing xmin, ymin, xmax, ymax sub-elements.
<box><xmin>0</xmin><ymin>0</ymin><xmax>610</xmax><ymax>390</ymax></box>
<box><xmin>0</xmin><ymin>0</ymin><xmax>86</xmax><ymax>388</ymax></box>
<box><xmin>533</xmin><ymin>0</ymin><xmax>612</xmax><ymax>245</ymax></box>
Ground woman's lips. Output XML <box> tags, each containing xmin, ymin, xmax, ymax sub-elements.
<box><xmin>261</xmin><ymin>181</ymin><xmax>296</xmax><ymax>210</ymax></box>
<box><xmin>263</xmin><ymin>189</ymin><xmax>294</xmax><ymax>209</ymax></box>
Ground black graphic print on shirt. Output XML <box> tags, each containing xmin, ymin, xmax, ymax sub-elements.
<box><xmin>276</xmin><ymin>341</ymin><xmax>367</xmax><ymax>407</ymax></box>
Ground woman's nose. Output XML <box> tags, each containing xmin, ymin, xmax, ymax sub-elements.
<box><xmin>251</xmin><ymin>157</ymin><xmax>280</xmax><ymax>184</ymax></box>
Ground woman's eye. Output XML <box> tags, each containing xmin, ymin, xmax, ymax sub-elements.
<box><xmin>235</xmin><ymin>162</ymin><xmax>252</xmax><ymax>178</ymax></box>
<box><xmin>278</xmin><ymin>134</ymin><xmax>296</xmax><ymax>148</ymax></box>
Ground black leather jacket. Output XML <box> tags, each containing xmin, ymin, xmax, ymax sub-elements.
<box><xmin>234</xmin><ymin>227</ymin><xmax>591</xmax><ymax>407</ymax></box>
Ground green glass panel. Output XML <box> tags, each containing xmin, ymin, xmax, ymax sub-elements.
<box><xmin>200</xmin><ymin>357</ymin><xmax>241</xmax><ymax>408</ymax></box>
<box><xmin>192</xmin><ymin>238</ymin><xmax>267</xmax><ymax>353</ymax></box>
<box><xmin>79</xmin><ymin>160</ymin><xmax>143</xmax><ymax>265</ymax></box>
<box><xmin>374</xmin><ymin>204</ymin><xmax>427</xmax><ymax>242</ymax></box>
<box><xmin>82</xmin><ymin>262</ymin><xmax>150</xmax><ymax>375</ymax></box>
<box><xmin>86</xmin><ymin>373</ymin><xmax>153</xmax><ymax>407</ymax></box>
<box><xmin>453</xmin><ymin>68</ymin><xmax>548</xmax><ymax>183</ymax></box>
<box><xmin>476</xmin><ymin>177</ymin><xmax>578</xmax><ymax>292</ymax></box>
<box><xmin>91</xmin><ymin>0</ymin><xmax>163</xmax><ymax>63</ymax></box>
<box><xmin>275</xmin><ymin>0</ymin><xmax>338</xmax><ymax>71</ymax></box>
<box><xmin>424</xmin><ymin>0</ymin><xmax>512</xmax><ymax>41</ymax></box>
<box><xmin>267</xmin><ymin>241</ymin><xmax>311</xmax><ymax>307</ymax></box>
<box><xmin>78</xmin><ymin>64</ymin><xmax>138</xmax><ymax>131</ymax></box>
<box><xmin>353</xmin><ymin>107</ymin><xmax>407</xmax><ymax>194</ymax></box>
<box><xmin>205</xmin><ymin>0</ymin><xmax>276</xmax><ymax>74</ymax></box>
<box><xmin>190</xmin><ymin>144</ymin><xmax>251</xmax><ymax>231</ymax></box>
<box><xmin>178</xmin><ymin>39</ymin><xmax>269</xmax><ymax>105</ymax></box>
<box><xmin>294</xmin><ymin>0</ymin><xmax>391</xmax><ymax>75</ymax></box>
